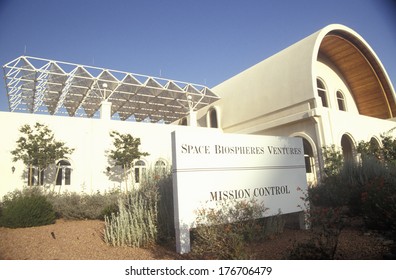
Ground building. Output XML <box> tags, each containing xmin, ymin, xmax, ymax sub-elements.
<box><xmin>1</xmin><ymin>24</ymin><xmax>395</xmax><ymax>197</ymax></box>
<box><xmin>195</xmin><ymin>24</ymin><xmax>396</xmax><ymax>183</ymax></box>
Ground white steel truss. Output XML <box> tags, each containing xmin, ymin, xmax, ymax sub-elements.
<box><xmin>3</xmin><ymin>56</ymin><xmax>220</xmax><ymax>123</ymax></box>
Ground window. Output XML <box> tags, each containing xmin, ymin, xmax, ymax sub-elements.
<box><xmin>134</xmin><ymin>160</ymin><xmax>146</xmax><ymax>183</ymax></box>
<box><xmin>180</xmin><ymin>117</ymin><xmax>187</xmax><ymax>126</ymax></box>
<box><xmin>155</xmin><ymin>160</ymin><xmax>167</xmax><ymax>175</ymax></box>
<box><xmin>336</xmin><ymin>91</ymin><xmax>346</xmax><ymax>111</ymax></box>
<box><xmin>208</xmin><ymin>108</ymin><xmax>218</xmax><ymax>128</ymax></box>
<box><xmin>56</xmin><ymin>160</ymin><xmax>71</xmax><ymax>186</ymax></box>
<box><xmin>302</xmin><ymin>139</ymin><xmax>314</xmax><ymax>173</ymax></box>
<box><xmin>341</xmin><ymin>134</ymin><xmax>355</xmax><ymax>162</ymax></box>
<box><xmin>317</xmin><ymin>78</ymin><xmax>328</xmax><ymax>107</ymax></box>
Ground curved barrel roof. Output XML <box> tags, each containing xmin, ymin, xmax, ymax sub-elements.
<box><xmin>314</xmin><ymin>24</ymin><xmax>396</xmax><ymax>119</ymax></box>
<box><xmin>212</xmin><ymin>24</ymin><xmax>396</xmax><ymax>131</ymax></box>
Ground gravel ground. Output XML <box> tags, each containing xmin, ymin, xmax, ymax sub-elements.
<box><xmin>0</xmin><ymin>219</ymin><xmax>390</xmax><ymax>260</ymax></box>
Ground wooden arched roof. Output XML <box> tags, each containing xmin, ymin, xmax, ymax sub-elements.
<box><xmin>318</xmin><ymin>30</ymin><xmax>395</xmax><ymax>119</ymax></box>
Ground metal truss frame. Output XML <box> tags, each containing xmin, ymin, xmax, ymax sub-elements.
<box><xmin>3</xmin><ymin>56</ymin><xmax>220</xmax><ymax>123</ymax></box>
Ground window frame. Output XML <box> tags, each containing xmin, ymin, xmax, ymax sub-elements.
<box><xmin>336</xmin><ymin>90</ymin><xmax>347</xmax><ymax>111</ymax></box>
<box><xmin>134</xmin><ymin>159</ymin><xmax>147</xmax><ymax>183</ymax></box>
<box><xmin>56</xmin><ymin>160</ymin><xmax>72</xmax><ymax>186</ymax></box>
<box><xmin>316</xmin><ymin>78</ymin><xmax>329</xmax><ymax>108</ymax></box>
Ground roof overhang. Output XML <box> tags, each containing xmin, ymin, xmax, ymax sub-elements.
<box><xmin>2</xmin><ymin>56</ymin><xmax>220</xmax><ymax>123</ymax></box>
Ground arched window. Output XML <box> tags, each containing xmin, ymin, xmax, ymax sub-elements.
<box><xmin>56</xmin><ymin>160</ymin><xmax>71</xmax><ymax>186</ymax></box>
<box><xmin>208</xmin><ymin>108</ymin><xmax>218</xmax><ymax>128</ymax></box>
<box><xmin>302</xmin><ymin>139</ymin><xmax>314</xmax><ymax>174</ymax></box>
<box><xmin>134</xmin><ymin>160</ymin><xmax>146</xmax><ymax>183</ymax></box>
<box><xmin>180</xmin><ymin>117</ymin><xmax>187</xmax><ymax>126</ymax></box>
<box><xmin>336</xmin><ymin>91</ymin><xmax>346</xmax><ymax>111</ymax></box>
<box><xmin>155</xmin><ymin>160</ymin><xmax>167</xmax><ymax>175</ymax></box>
<box><xmin>295</xmin><ymin>136</ymin><xmax>317</xmax><ymax>184</ymax></box>
<box><xmin>341</xmin><ymin>134</ymin><xmax>355</xmax><ymax>162</ymax></box>
<box><xmin>317</xmin><ymin>78</ymin><xmax>328</xmax><ymax>108</ymax></box>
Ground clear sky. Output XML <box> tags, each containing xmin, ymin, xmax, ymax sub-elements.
<box><xmin>0</xmin><ymin>0</ymin><xmax>395</xmax><ymax>112</ymax></box>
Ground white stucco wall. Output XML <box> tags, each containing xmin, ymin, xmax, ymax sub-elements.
<box><xmin>0</xmin><ymin>111</ymin><xmax>216</xmax><ymax>198</ymax></box>
<box><xmin>315</xmin><ymin>57</ymin><xmax>359</xmax><ymax>114</ymax></box>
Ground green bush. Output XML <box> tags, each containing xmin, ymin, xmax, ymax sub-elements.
<box><xmin>314</xmin><ymin>142</ymin><xmax>396</xmax><ymax>235</ymax></box>
<box><xmin>0</xmin><ymin>188</ymin><xmax>56</xmax><ymax>228</ymax></box>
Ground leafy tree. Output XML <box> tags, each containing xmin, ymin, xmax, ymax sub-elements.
<box><xmin>322</xmin><ymin>145</ymin><xmax>343</xmax><ymax>177</ymax></box>
<box><xmin>108</xmin><ymin>131</ymin><xmax>149</xmax><ymax>191</ymax></box>
<box><xmin>357</xmin><ymin>128</ymin><xmax>396</xmax><ymax>166</ymax></box>
<box><xmin>11</xmin><ymin>122</ymin><xmax>74</xmax><ymax>187</ymax></box>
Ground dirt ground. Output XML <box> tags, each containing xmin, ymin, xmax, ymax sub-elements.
<box><xmin>0</xmin><ymin>219</ymin><xmax>390</xmax><ymax>260</ymax></box>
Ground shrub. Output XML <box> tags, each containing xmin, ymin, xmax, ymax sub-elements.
<box><xmin>104</xmin><ymin>189</ymin><xmax>157</xmax><ymax>247</ymax></box>
<box><xmin>191</xmin><ymin>200</ymin><xmax>275</xmax><ymax>260</ymax></box>
<box><xmin>288</xmin><ymin>239</ymin><xmax>334</xmax><ymax>260</ymax></box>
<box><xmin>290</xmin><ymin>187</ymin><xmax>346</xmax><ymax>259</ymax></box>
<box><xmin>156</xmin><ymin>173</ymin><xmax>175</xmax><ymax>242</ymax></box>
<box><xmin>311</xmin><ymin>153</ymin><xmax>393</xmax><ymax>211</ymax></box>
<box><xmin>103</xmin><ymin>169</ymin><xmax>174</xmax><ymax>247</ymax></box>
<box><xmin>47</xmin><ymin>189</ymin><xmax>120</xmax><ymax>220</ymax></box>
<box><xmin>360</xmin><ymin>176</ymin><xmax>396</xmax><ymax>231</ymax></box>
<box><xmin>0</xmin><ymin>187</ymin><xmax>56</xmax><ymax>228</ymax></box>
<box><xmin>288</xmin><ymin>205</ymin><xmax>345</xmax><ymax>259</ymax></box>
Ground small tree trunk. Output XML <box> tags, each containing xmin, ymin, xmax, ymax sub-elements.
<box><xmin>29</xmin><ymin>164</ymin><xmax>33</xmax><ymax>187</ymax></box>
<box><xmin>123</xmin><ymin>164</ymin><xmax>128</xmax><ymax>193</ymax></box>
<box><xmin>38</xmin><ymin>167</ymin><xmax>42</xmax><ymax>186</ymax></box>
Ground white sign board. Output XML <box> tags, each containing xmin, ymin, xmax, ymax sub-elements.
<box><xmin>171</xmin><ymin>129</ymin><xmax>308</xmax><ymax>253</ymax></box>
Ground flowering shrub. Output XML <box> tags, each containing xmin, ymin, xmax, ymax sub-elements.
<box><xmin>292</xmin><ymin>138</ymin><xmax>396</xmax><ymax>259</ymax></box>
<box><xmin>360</xmin><ymin>176</ymin><xmax>396</xmax><ymax>231</ymax></box>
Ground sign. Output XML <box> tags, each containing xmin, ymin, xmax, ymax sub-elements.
<box><xmin>171</xmin><ymin>129</ymin><xmax>308</xmax><ymax>253</ymax></box>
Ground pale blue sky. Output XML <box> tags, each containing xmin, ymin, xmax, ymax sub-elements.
<box><xmin>0</xmin><ymin>0</ymin><xmax>395</xmax><ymax>112</ymax></box>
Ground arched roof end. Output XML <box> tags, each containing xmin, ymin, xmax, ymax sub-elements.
<box><xmin>313</xmin><ymin>24</ymin><xmax>396</xmax><ymax>119</ymax></box>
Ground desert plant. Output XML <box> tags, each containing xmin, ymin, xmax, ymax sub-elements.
<box><xmin>191</xmin><ymin>199</ymin><xmax>271</xmax><ymax>259</ymax></box>
<box><xmin>103</xmin><ymin>167</ymin><xmax>175</xmax><ymax>247</ymax></box>
<box><xmin>360</xmin><ymin>176</ymin><xmax>396</xmax><ymax>231</ymax></box>
<box><xmin>47</xmin><ymin>189</ymin><xmax>120</xmax><ymax>220</ymax></box>
<box><xmin>288</xmin><ymin>205</ymin><xmax>345</xmax><ymax>259</ymax></box>
<box><xmin>0</xmin><ymin>187</ymin><xmax>56</xmax><ymax>228</ymax></box>
<box><xmin>154</xmin><ymin>172</ymin><xmax>175</xmax><ymax>242</ymax></box>
<box><xmin>103</xmin><ymin>189</ymin><xmax>157</xmax><ymax>247</ymax></box>
<box><xmin>290</xmin><ymin>187</ymin><xmax>346</xmax><ymax>259</ymax></box>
